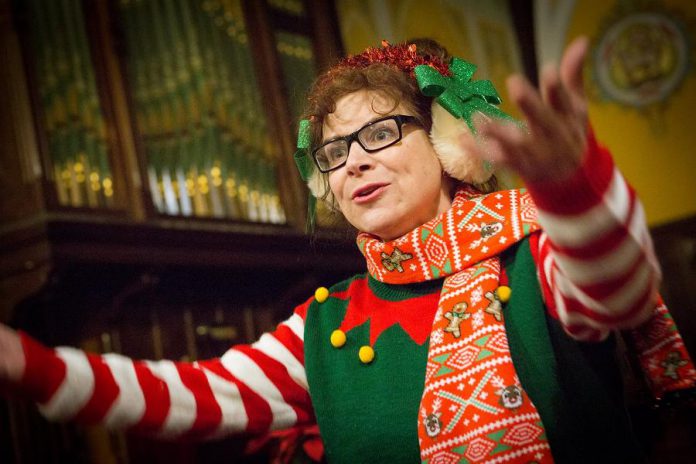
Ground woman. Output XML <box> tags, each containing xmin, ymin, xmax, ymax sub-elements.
<box><xmin>1</xmin><ymin>37</ymin><xmax>694</xmax><ymax>463</ymax></box>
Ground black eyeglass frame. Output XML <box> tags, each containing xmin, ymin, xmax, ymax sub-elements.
<box><xmin>311</xmin><ymin>114</ymin><xmax>420</xmax><ymax>173</ymax></box>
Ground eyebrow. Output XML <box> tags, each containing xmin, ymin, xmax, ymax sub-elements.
<box><xmin>321</xmin><ymin>114</ymin><xmax>394</xmax><ymax>145</ymax></box>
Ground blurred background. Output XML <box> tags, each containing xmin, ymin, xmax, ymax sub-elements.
<box><xmin>0</xmin><ymin>0</ymin><xmax>694</xmax><ymax>462</ymax></box>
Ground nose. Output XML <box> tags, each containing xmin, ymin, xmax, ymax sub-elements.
<box><xmin>344</xmin><ymin>141</ymin><xmax>374</xmax><ymax>176</ymax></box>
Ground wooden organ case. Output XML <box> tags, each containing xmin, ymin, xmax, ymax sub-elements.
<box><xmin>0</xmin><ymin>0</ymin><xmax>359</xmax><ymax>462</ymax></box>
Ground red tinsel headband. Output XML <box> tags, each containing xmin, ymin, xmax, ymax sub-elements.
<box><xmin>329</xmin><ymin>40</ymin><xmax>452</xmax><ymax>79</ymax></box>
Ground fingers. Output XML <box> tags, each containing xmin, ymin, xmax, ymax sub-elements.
<box><xmin>476</xmin><ymin>116</ymin><xmax>582</xmax><ymax>183</ymax></box>
<box><xmin>559</xmin><ymin>36</ymin><xmax>589</xmax><ymax>99</ymax></box>
<box><xmin>0</xmin><ymin>324</ymin><xmax>25</xmax><ymax>386</ymax></box>
<box><xmin>506</xmin><ymin>74</ymin><xmax>557</xmax><ymax>137</ymax></box>
<box><xmin>540</xmin><ymin>65</ymin><xmax>574</xmax><ymax>117</ymax></box>
<box><xmin>473</xmin><ymin>37</ymin><xmax>591</xmax><ymax>185</ymax></box>
<box><xmin>475</xmin><ymin>117</ymin><xmax>532</xmax><ymax>174</ymax></box>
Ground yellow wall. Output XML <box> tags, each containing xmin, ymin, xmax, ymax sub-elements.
<box><xmin>566</xmin><ymin>0</ymin><xmax>696</xmax><ymax>226</ymax></box>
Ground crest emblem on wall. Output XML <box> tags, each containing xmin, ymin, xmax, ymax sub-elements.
<box><xmin>591</xmin><ymin>2</ymin><xmax>694</xmax><ymax>111</ymax></box>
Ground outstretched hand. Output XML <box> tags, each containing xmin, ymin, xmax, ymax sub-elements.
<box><xmin>0</xmin><ymin>323</ymin><xmax>24</xmax><ymax>393</ymax></box>
<box><xmin>472</xmin><ymin>36</ymin><xmax>590</xmax><ymax>184</ymax></box>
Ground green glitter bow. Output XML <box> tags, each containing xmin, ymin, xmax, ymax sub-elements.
<box><xmin>294</xmin><ymin>119</ymin><xmax>313</xmax><ymax>181</ymax></box>
<box><xmin>414</xmin><ymin>58</ymin><xmax>516</xmax><ymax>132</ymax></box>
<box><xmin>293</xmin><ymin>119</ymin><xmax>316</xmax><ymax>230</ymax></box>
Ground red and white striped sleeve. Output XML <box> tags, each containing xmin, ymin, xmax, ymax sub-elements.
<box><xmin>527</xmin><ymin>129</ymin><xmax>662</xmax><ymax>342</ymax></box>
<box><xmin>18</xmin><ymin>298</ymin><xmax>315</xmax><ymax>439</ymax></box>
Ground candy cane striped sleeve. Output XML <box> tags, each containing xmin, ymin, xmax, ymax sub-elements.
<box><xmin>528</xmin><ymin>130</ymin><xmax>661</xmax><ymax>342</ymax></box>
<box><xmin>18</xmin><ymin>299</ymin><xmax>315</xmax><ymax>438</ymax></box>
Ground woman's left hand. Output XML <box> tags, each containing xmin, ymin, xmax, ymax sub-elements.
<box><xmin>473</xmin><ymin>36</ymin><xmax>590</xmax><ymax>184</ymax></box>
<box><xmin>0</xmin><ymin>323</ymin><xmax>24</xmax><ymax>395</ymax></box>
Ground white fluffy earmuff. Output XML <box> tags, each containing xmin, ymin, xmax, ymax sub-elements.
<box><xmin>307</xmin><ymin>165</ymin><xmax>327</xmax><ymax>199</ymax></box>
<box><xmin>429</xmin><ymin>102</ymin><xmax>494</xmax><ymax>185</ymax></box>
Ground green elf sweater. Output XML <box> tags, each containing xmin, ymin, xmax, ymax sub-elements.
<box><xmin>304</xmin><ymin>238</ymin><xmax>644</xmax><ymax>464</ymax></box>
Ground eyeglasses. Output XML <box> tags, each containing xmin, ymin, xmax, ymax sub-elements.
<box><xmin>312</xmin><ymin>114</ymin><xmax>420</xmax><ymax>173</ymax></box>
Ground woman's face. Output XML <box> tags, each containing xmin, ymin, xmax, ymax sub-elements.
<box><xmin>325</xmin><ymin>90</ymin><xmax>453</xmax><ymax>240</ymax></box>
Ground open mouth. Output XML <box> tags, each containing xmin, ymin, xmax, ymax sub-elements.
<box><xmin>356</xmin><ymin>185</ymin><xmax>380</xmax><ymax>197</ymax></box>
<box><xmin>352</xmin><ymin>183</ymin><xmax>388</xmax><ymax>203</ymax></box>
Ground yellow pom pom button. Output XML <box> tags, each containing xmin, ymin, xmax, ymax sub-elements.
<box><xmin>314</xmin><ymin>286</ymin><xmax>329</xmax><ymax>303</ymax></box>
<box><xmin>496</xmin><ymin>285</ymin><xmax>512</xmax><ymax>303</ymax></box>
<box><xmin>358</xmin><ymin>345</ymin><xmax>375</xmax><ymax>364</ymax></box>
<box><xmin>330</xmin><ymin>329</ymin><xmax>346</xmax><ymax>348</ymax></box>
